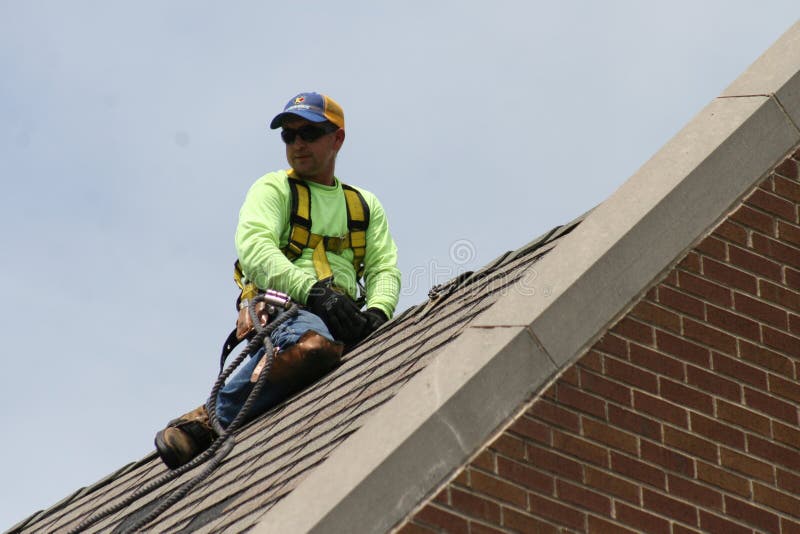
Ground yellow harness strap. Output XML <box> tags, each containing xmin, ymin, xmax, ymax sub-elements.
<box><xmin>234</xmin><ymin>173</ymin><xmax>371</xmax><ymax>304</ymax></box>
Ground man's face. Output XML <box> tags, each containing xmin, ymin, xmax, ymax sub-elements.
<box><xmin>282</xmin><ymin>117</ymin><xmax>344</xmax><ymax>185</ymax></box>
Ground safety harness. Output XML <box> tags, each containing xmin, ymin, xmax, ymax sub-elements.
<box><xmin>223</xmin><ymin>172</ymin><xmax>370</xmax><ymax>368</ymax></box>
<box><xmin>235</xmin><ymin>172</ymin><xmax>371</xmax><ymax>303</ymax></box>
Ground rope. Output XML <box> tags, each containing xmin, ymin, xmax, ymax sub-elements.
<box><xmin>68</xmin><ymin>298</ymin><xmax>298</xmax><ymax>533</ymax></box>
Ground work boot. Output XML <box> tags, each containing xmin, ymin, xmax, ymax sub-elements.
<box><xmin>154</xmin><ymin>405</ymin><xmax>217</xmax><ymax>469</ymax></box>
<box><xmin>250</xmin><ymin>330</ymin><xmax>344</xmax><ymax>389</ymax></box>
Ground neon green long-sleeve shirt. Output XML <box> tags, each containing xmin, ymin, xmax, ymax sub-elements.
<box><xmin>235</xmin><ymin>170</ymin><xmax>401</xmax><ymax>318</ymax></box>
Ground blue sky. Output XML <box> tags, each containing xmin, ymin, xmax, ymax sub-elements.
<box><xmin>0</xmin><ymin>1</ymin><xmax>796</xmax><ymax>528</ymax></box>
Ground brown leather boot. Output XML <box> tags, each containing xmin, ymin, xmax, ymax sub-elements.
<box><xmin>154</xmin><ymin>405</ymin><xmax>217</xmax><ymax>469</ymax></box>
<box><xmin>250</xmin><ymin>330</ymin><xmax>344</xmax><ymax>389</ymax></box>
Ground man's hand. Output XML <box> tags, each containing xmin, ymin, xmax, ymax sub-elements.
<box><xmin>236</xmin><ymin>300</ymin><xmax>269</xmax><ymax>340</ymax></box>
<box><xmin>306</xmin><ymin>280</ymin><xmax>367</xmax><ymax>343</ymax></box>
<box><xmin>362</xmin><ymin>308</ymin><xmax>388</xmax><ymax>336</ymax></box>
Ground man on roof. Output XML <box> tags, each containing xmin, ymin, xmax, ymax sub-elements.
<box><xmin>154</xmin><ymin>92</ymin><xmax>402</xmax><ymax>468</ymax></box>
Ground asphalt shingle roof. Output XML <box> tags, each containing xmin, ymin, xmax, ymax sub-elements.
<box><xmin>9</xmin><ymin>216</ymin><xmax>584</xmax><ymax>534</ymax></box>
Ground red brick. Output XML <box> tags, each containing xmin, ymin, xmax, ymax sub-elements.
<box><xmin>578</xmin><ymin>350</ymin><xmax>604</xmax><ymax>372</ymax></box>
<box><xmin>684</xmin><ymin>319</ymin><xmax>737</xmax><ymax>355</ymax></box>
<box><xmin>774</xmin><ymin>174</ymin><xmax>800</xmax><ymax>202</ymax></box>
<box><xmin>560</xmin><ymin>365</ymin><xmax>580</xmax><ymax>386</ymax></box>
<box><xmin>745</xmin><ymin>386</ymin><xmax>798</xmax><ymax>423</ymax></box>
<box><xmin>747</xmin><ymin>188</ymin><xmax>797</xmax><ymax>222</ymax></box>
<box><xmin>608</xmin><ymin>404</ymin><xmax>661</xmax><ymax>440</ymax></box>
<box><xmin>469</xmin><ymin>522</ymin><xmax>508</xmax><ymax>534</ymax></box>
<box><xmin>706</xmin><ymin>305</ymin><xmax>761</xmax><ymax>342</ymax></box>
<box><xmin>527</xmin><ymin>494</ymin><xmax>586</xmax><ymax>530</ymax></box>
<box><xmin>762</xmin><ymin>325</ymin><xmax>800</xmax><ymax>357</ymax></box>
<box><xmin>605</xmin><ymin>357</ymin><xmax>658</xmax><ymax>393</ymax></box>
<box><xmin>470</xmin><ymin>470</ymin><xmax>527</xmax><ymax>508</ymax></box>
<box><xmin>664</xmin><ymin>427</ymin><xmax>718</xmax><ymax>462</ymax></box>
<box><xmin>713</xmin><ymin>220</ymin><xmax>748</xmax><ymax>245</ymax></box>
<box><xmin>690</xmin><ymin>412</ymin><xmax>745</xmax><ymax>449</ymax></box>
<box><xmin>779</xmin><ymin>220</ymin><xmax>800</xmax><ymax>247</ymax></box>
<box><xmin>630</xmin><ymin>343</ymin><xmax>684</xmax><ymax>380</ymax></box>
<box><xmin>497</xmin><ymin>456</ymin><xmax>553</xmax><ymax>495</ymax></box>
<box><xmin>640</xmin><ymin>440</ymin><xmax>694</xmax><ymax>477</ymax></box>
<box><xmin>686</xmin><ymin>365</ymin><xmax>741</xmax><ymax>401</ymax></box>
<box><xmin>611</xmin><ymin>451</ymin><xmax>666</xmax><ymax>489</ymax></box>
<box><xmin>788</xmin><ymin>267</ymin><xmax>800</xmax><ymax>290</ymax></box>
<box><xmin>582</xmin><ymin>417</ymin><xmax>637</xmax><ymax>455</ymax></box>
<box><xmin>791</xmin><ymin>313</ymin><xmax>800</xmax><ymax>335</ymax></box>
<box><xmin>713</xmin><ymin>352</ymin><xmax>768</xmax><ymax>388</ymax></box>
<box><xmin>720</xmin><ymin>447</ymin><xmax>775</xmax><ymax>483</ymax></box>
<box><xmin>739</xmin><ymin>338</ymin><xmax>795</xmax><ymax>377</ymax></box>
<box><xmin>665</xmin><ymin>270</ymin><xmax>679</xmax><ymax>287</ymax></box>
<box><xmin>773</xmin><ymin>421</ymin><xmax>800</xmax><ymax>449</ymax></box>
<box><xmin>748</xmin><ymin>434</ymin><xmax>800</xmax><ymax>471</ymax></box>
<box><xmin>696</xmin><ymin>461</ymin><xmax>750</xmax><ymax>497</ymax></box>
<box><xmin>699</xmin><ymin>510</ymin><xmax>753</xmax><ymax>534</ymax></box>
<box><xmin>490</xmin><ymin>434</ymin><xmax>526</xmax><ymax>462</ymax></box>
<box><xmin>781</xmin><ymin>517</ymin><xmax>800</xmax><ymax>534</ymax></box>
<box><xmin>753</xmin><ymin>483</ymin><xmax>800</xmax><ymax>518</ymax></box>
<box><xmin>630</xmin><ymin>301</ymin><xmax>681</xmax><ymax>333</ymax></box>
<box><xmin>502</xmin><ymin>507</ymin><xmax>559</xmax><ymax>534</ymax></box>
<box><xmin>752</xmin><ymin>232</ymin><xmax>800</xmax><ymax>269</ymax></box>
<box><xmin>679</xmin><ymin>251</ymin><xmax>702</xmax><ymax>272</ymax></box>
<box><xmin>633</xmin><ymin>390</ymin><xmax>688</xmax><ymax>428</ymax></box>
<box><xmin>730</xmin><ymin>204</ymin><xmax>775</xmax><ymax>234</ymax></box>
<box><xmin>775</xmin><ymin>157</ymin><xmax>799</xmax><ymax>180</ymax></box>
<box><xmin>556</xmin><ymin>383</ymin><xmax>606</xmax><ymax>420</ymax></box>
<box><xmin>657</xmin><ymin>285</ymin><xmax>705</xmax><ymax>318</ymax></box>
<box><xmin>656</xmin><ymin>330</ymin><xmax>710</xmax><ymax>366</ymax></box>
<box><xmin>778</xmin><ymin>468</ymin><xmax>800</xmax><ymax>493</ymax></box>
<box><xmin>730</xmin><ymin>245</ymin><xmax>784</xmax><ymax>281</ymax></box>
<box><xmin>660</xmin><ymin>378</ymin><xmax>714</xmax><ymax>414</ymax></box>
<box><xmin>717</xmin><ymin>400</ymin><xmax>772</xmax><ymax>436</ymax></box>
<box><xmin>697</xmin><ymin>236</ymin><xmax>727</xmax><ymax>260</ymax></box>
<box><xmin>580</xmin><ymin>369</ymin><xmax>632</xmax><ymax>406</ymax></box>
<box><xmin>668</xmin><ymin>474</ymin><xmax>723</xmax><ymax>510</ymax></box>
<box><xmin>583</xmin><ymin>465</ymin><xmax>640</xmax><ymax>504</ymax></box>
<box><xmin>450</xmin><ymin>487</ymin><xmax>501</xmax><ymax>523</ymax></box>
<box><xmin>435</xmin><ymin>487</ymin><xmax>451</xmax><ymax>504</ymax></box>
<box><xmin>587</xmin><ymin>516</ymin><xmax>638</xmax><ymax>534</ymax></box>
<box><xmin>611</xmin><ymin>317</ymin><xmax>654</xmax><ymax>346</ymax></box>
<box><xmin>724</xmin><ymin>495</ymin><xmax>781</xmax><ymax>533</ymax></box>
<box><xmin>472</xmin><ymin>450</ymin><xmax>495</xmax><ymax>473</ymax></box>
<box><xmin>734</xmin><ymin>293</ymin><xmax>788</xmax><ymax>329</ymax></box>
<box><xmin>555</xmin><ymin>479</ymin><xmax>611</xmax><ymax>515</ymax></box>
<box><xmin>678</xmin><ymin>270</ymin><xmax>734</xmax><ymax>307</ymax></box>
<box><xmin>525</xmin><ymin>444</ymin><xmax>583</xmax><ymax>482</ymax></box>
<box><xmin>673</xmin><ymin>525</ymin><xmax>703</xmax><ymax>534</ymax></box>
<box><xmin>397</xmin><ymin>520</ymin><xmax>439</xmax><ymax>534</ymax></box>
<box><xmin>415</xmin><ymin>504</ymin><xmax>470</xmax><ymax>532</ymax></box>
<box><xmin>528</xmin><ymin>400</ymin><xmax>580</xmax><ymax>433</ymax></box>
<box><xmin>702</xmin><ymin>257</ymin><xmax>759</xmax><ymax>294</ymax></box>
<box><xmin>642</xmin><ymin>488</ymin><xmax>698</xmax><ymax>526</ymax></box>
<box><xmin>553</xmin><ymin>430</ymin><xmax>608</xmax><ymax>468</ymax></box>
<box><xmin>593</xmin><ymin>333</ymin><xmax>627</xmax><ymax>358</ymax></box>
<box><xmin>615</xmin><ymin>502</ymin><xmax>670</xmax><ymax>534</ymax></box>
<box><xmin>508</xmin><ymin>415</ymin><xmax>550</xmax><ymax>445</ymax></box>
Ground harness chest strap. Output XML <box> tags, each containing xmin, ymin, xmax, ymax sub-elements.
<box><xmin>235</xmin><ymin>174</ymin><xmax>370</xmax><ymax>304</ymax></box>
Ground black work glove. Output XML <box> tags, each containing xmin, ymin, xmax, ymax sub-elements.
<box><xmin>306</xmin><ymin>280</ymin><xmax>367</xmax><ymax>343</ymax></box>
<box><xmin>362</xmin><ymin>308</ymin><xmax>388</xmax><ymax>336</ymax></box>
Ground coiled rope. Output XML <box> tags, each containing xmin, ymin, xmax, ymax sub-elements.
<box><xmin>68</xmin><ymin>297</ymin><xmax>298</xmax><ymax>533</ymax></box>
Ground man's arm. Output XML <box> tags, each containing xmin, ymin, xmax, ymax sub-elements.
<box><xmin>361</xmin><ymin>192</ymin><xmax>401</xmax><ymax>318</ymax></box>
<box><xmin>235</xmin><ymin>173</ymin><xmax>317</xmax><ymax>303</ymax></box>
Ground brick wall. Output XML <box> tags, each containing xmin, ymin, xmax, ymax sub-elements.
<box><xmin>395</xmin><ymin>148</ymin><xmax>800</xmax><ymax>534</ymax></box>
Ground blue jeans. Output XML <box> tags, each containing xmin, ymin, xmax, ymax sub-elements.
<box><xmin>215</xmin><ymin>309</ymin><xmax>333</xmax><ymax>427</ymax></box>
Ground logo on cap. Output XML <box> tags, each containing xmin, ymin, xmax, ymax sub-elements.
<box><xmin>294</xmin><ymin>96</ymin><xmax>305</xmax><ymax>104</ymax></box>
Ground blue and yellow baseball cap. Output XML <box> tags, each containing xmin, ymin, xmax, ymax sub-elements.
<box><xmin>269</xmin><ymin>92</ymin><xmax>345</xmax><ymax>129</ymax></box>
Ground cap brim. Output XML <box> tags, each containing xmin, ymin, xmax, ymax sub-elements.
<box><xmin>269</xmin><ymin>110</ymin><xmax>328</xmax><ymax>129</ymax></box>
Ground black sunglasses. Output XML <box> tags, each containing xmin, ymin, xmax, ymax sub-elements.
<box><xmin>281</xmin><ymin>123</ymin><xmax>339</xmax><ymax>144</ymax></box>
